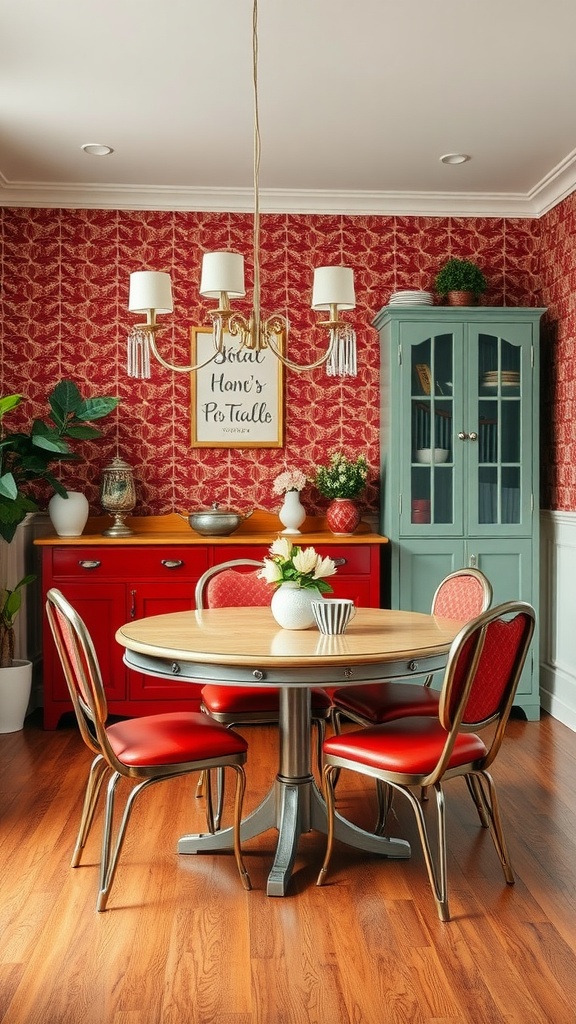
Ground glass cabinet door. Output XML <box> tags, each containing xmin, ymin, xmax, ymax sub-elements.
<box><xmin>401</xmin><ymin>323</ymin><xmax>465</xmax><ymax>535</ymax></box>
<box><xmin>469</xmin><ymin>325</ymin><xmax>533</xmax><ymax>536</ymax></box>
<box><xmin>400</xmin><ymin>320</ymin><xmax>533</xmax><ymax>538</ymax></box>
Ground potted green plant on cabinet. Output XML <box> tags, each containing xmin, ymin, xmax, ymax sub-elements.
<box><xmin>434</xmin><ymin>257</ymin><xmax>487</xmax><ymax>305</ymax></box>
<box><xmin>0</xmin><ymin>381</ymin><xmax>118</xmax><ymax>731</ymax></box>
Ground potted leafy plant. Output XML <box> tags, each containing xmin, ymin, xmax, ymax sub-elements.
<box><xmin>314</xmin><ymin>452</ymin><xmax>368</xmax><ymax>535</ymax></box>
<box><xmin>0</xmin><ymin>380</ymin><xmax>118</xmax><ymax>730</ymax></box>
<box><xmin>434</xmin><ymin>258</ymin><xmax>487</xmax><ymax>305</ymax></box>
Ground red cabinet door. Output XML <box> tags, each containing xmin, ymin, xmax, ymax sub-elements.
<box><xmin>126</xmin><ymin>582</ymin><xmax>203</xmax><ymax>703</ymax></box>
<box><xmin>44</xmin><ymin>581</ymin><xmax>128</xmax><ymax>706</ymax></box>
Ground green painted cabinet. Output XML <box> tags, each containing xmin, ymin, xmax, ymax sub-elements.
<box><xmin>375</xmin><ymin>305</ymin><xmax>546</xmax><ymax>720</ymax></box>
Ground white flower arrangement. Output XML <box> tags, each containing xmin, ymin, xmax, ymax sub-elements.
<box><xmin>314</xmin><ymin>451</ymin><xmax>368</xmax><ymax>500</ymax></box>
<box><xmin>272</xmin><ymin>468</ymin><xmax>307</xmax><ymax>495</ymax></box>
<box><xmin>257</xmin><ymin>537</ymin><xmax>337</xmax><ymax>593</ymax></box>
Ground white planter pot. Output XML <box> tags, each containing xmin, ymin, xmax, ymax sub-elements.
<box><xmin>48</xmin><ymin>491</ymin><xmax>89</xmax><ymax>537</ymax></box>
<box><xmin>0</xmin><ymin>659</ymin><xmax>33</xmax><ymax>733</ymax></box>
<box><xmin>271</xmin><ymin>582</ymin><xmax>320</xmax><ymax>630</ymax></box>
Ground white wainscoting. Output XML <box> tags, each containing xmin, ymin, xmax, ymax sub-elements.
<box><xmin>540</xmin><ymin>510</ymin><xmax>576</xmax><ymax>732</ymax></box>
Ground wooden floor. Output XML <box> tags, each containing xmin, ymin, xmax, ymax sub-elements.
<box><xmin>1</xmin><ymin>709</ymin><xmax>576</xmax><ymax>1024</ymax></box>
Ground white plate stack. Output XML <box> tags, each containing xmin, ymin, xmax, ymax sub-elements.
<box><xmin>482</xmin><ymin>370</ymin><xmax>520</xmax><ymax>388</ymax></box>
<box><xmin>389</xmin><ymin>290</ymin><xmax>433</xmax><ymax>306</ymax></box>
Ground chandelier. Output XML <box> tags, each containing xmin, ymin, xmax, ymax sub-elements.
<box><xmin>127</xmin><ymin>0</ymin><xmax>357</xmax><ymax>379</ymax></box>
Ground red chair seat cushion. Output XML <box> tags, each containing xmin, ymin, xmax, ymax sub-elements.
<box><xmin>332</xmin><ymin>682</ymin><xmax>440</xmax><ymax>723</ymax></box>
<box><xmin>201</xmin><ymin>685</ymin><xmax>331</xmax><ymax>715</ymax></box>
<box><xmin>323</xmin><ymin>717</ymin><xmax>487</xmax><ymax>776</ymax></box>
<box><xmin>106</xmin><ymin>712</ymin><xmax>248</xmax><ymax>767</ymax></box>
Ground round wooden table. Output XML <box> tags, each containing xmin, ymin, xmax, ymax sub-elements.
<box><xmin>116</xmin><ymin>606</ymin><xmax>462</xmax><ymax>895</ymax></box>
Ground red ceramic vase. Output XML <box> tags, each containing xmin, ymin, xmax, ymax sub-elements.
<box><xmin>326</xmin><ymin>498</ymin><xmax>360</xmax><ymax>536</ymax></box>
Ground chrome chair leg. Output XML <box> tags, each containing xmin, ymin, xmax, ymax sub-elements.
<box><xmin>375</xmin><ymin>779</ymin><xmax>394</xmax><ymax>834</ymax></box>
<box><xmin>465</xmin><ymin>773</ymin><xmax>490</xmax><ymax>828</ymax></box>
<box><xmin>72</xmin><ymin>754</ymin><xmax>108</xmax><ymax>867</ymax></box>
<box><xmin>472</xmin><ymin>771</ymin><xmax>515</xmax><ymax>883</ymax></box>
<box><xmin>232</xmin><ymin>765</ymin><xmax>251</xmax><ymax>891</ymax></box>
<box><xmin>316</xmin><ymin>764</ymin><xmax>338</xmax><ymax>886</ymax></box>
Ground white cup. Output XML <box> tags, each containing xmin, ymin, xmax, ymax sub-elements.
<box><xmin>311</xmin><ymin>598</ymin><xmax>356</xmax><ymax>635</ymax></box>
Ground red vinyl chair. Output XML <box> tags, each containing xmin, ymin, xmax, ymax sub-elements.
<box><xmin>331</xmin><ymin>568</ymin><xmax>493</xmax><ymax>734</ymax></box>
<box><xmin>196</xmin><ymin>559</ymin><xmax>331</xmax><ymax>827</ymax></box>
<box><xmin>317</xmin><ymin>600</ymin><xmax>536</xmax><ymax>922</ymax></box>
<box><xmin>45</xmin><ymin>587</ymin><xmax>251</xmax><ymax>911</ymax></box>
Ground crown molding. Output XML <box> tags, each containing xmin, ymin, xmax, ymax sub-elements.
<box><xmin>1</xmin><ymin>151</ymin><xmax>576</xmax><ymax>218</ymax></box>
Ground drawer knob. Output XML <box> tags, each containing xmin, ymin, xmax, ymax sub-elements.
<box><xmin>171</xmin><ymin>662</ymin><xmax>181</xmax><ymax>675</ymax></box>
<box><xmin>408</xmin><ymin>660</ymin><xmax>419</xmax><ymax>672</ymax></box>
<box><xmin>161</xmin><ymin>559</ymin><xmax>185</xmax><ymax>569</ymax></box>
<box><xmin>78</xmin><ymin>560</ymin><xmax>101</xmax><ymax>570</ymax></box>
<box><xmin>333</xmin><ymin>557</ymin><xmax>347</xmax><ymax>567</ymax></box>
<box><xmin>252</xmin><ymin>669</ymin><xmax>266</xmax><ymax>681</ymax></box>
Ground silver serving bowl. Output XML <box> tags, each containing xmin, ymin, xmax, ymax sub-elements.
<box><xmin>179</xmin><ymin>503</ymin><xmax>253</xmax><ymax>537</ymax></box>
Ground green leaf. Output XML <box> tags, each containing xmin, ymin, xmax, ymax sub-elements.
<box><xmin>63</xmin><ymin>424</ymin><xmax>104</xmax><ymax>440</ymax></box>
<box><xmin>76</xmin><ymin>396</ymin><xmax>119</xmax><ymax>421</ymax></box>
<box><xmin>0</xmin><ymin>394</ymin><xmax>23</xmax><ymax>418</ymax></box>
<box><xmin>0</xmin><ymin>472</ymin><xmax>18</xmax><ymax>500</ymax></box>
<box><xmin>51</xmin><ymin>379</ymin><xmax>83</xmax><ymax>416</ymax></box>
<box><xmin>31</xmin><ymin>433</ymin><xmax>72</xmax><ymax>454</ymax></box>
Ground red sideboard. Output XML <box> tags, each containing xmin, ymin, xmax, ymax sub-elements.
<box><xmin>36</xmin><ymin>511</ymin><xmax>388</xmax><ymax>729</ymax></box>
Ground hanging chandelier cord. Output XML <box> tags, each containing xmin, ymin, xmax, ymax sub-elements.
<box><xmin>127</xmin><ymin>0</ymin><xmax>357</xmax><ymax>379</ymax></box>
<box><xmin>252</xmin><ymin>0</ymin><xmax>261</xmax><ymax>343</ymax></box>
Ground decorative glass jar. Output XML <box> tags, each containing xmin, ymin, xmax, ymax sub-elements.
<box><xmin>100</xmin><ymin>457</ymin><xmax>136</xmax><ymax>537</ymax></box>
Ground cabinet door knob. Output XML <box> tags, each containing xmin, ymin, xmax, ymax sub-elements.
<box><xmin>458</xmin><ymin>431</ymin><xmax>469</xmax><ymax>441</ymax></box>
<box><xmin>469</xmin><ymin>431</ymin><xmax>478</xmax><ymax>441</ymax></box>
<box><xmin>78</xmin><ymin>560</ymin><xmax>101</xmax><ymax>570</ymax></box>
<box><xmin>161</xmin><ymin>559</ymin><xmax>185</xmax><ymax>569</ymax></box>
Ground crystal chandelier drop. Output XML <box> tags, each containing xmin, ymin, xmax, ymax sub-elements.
<box><xmin>127</xmin><ymin>0</ymin><xmax>357</xmax><ymax>379</ymax></box>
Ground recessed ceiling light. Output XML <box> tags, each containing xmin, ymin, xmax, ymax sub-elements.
<box><xmin>440</xmin><ymin>153</ymin><xmax>471</xmax><ymax>165</ymax></box>
<box><xmin>81</xmin><ymin>143</ymin><xmax>114</xmax><ymax>157</ymax></box>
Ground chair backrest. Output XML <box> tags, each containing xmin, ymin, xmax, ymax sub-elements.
<box><xmin>45</xmin><ymin>588</ymin><xmax>110</xmax><ymax>758</ymax></box>
<box><xmin>431</xmin><ymin>601</ymin><xmax>536</xmax><ymax>782</ymax></box>
<box><xmin>431</xmin><ymin>567</ymin><xmax>492</xmax><ymax>621</ymax></box>
<box><xmin>195</xmin><ymin>559</ymin><xmax>271</xmax><ymax>610</ymax></box>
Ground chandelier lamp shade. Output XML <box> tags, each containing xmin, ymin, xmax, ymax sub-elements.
<box><xmin>126</xmin><ymin>0</ymin><xmax>357</xmax><ymax>380</ymax></box>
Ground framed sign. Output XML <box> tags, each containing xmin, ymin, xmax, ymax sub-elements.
<box><xmin>190</xmin><ymin>327</ymin><xmax>284</xmax><ymax>448</ymax></box>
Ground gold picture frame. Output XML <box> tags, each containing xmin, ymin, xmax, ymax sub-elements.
<box><xmin>190</xmin><ymin>327</ymin><xmax>285</xmax><ymax>448</ymax></box>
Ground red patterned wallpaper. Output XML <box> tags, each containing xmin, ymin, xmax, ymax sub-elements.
<box><xmin>538</xmin><ymin>192</ymin><xmax>576</xmax><ymax>510</ymax></box>
<box><xmin>0</xmin><ymin>206</ymin><xmax>555</xmax><ymax>518</ymax></box>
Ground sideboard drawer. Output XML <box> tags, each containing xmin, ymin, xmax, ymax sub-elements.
<box><xmin>326</xmin><ymin>546</ymin><xmax>372</xmax><ymax>574</ymax></box>
<box><xmin>220</xmin><ymin>543</ymin><xmax>372</xmax><ymax>575</ymax></box>
<box><xmin>51</xmin><ymin>547</ymin><xmax>209</xmax><ymax>580</ymax></box>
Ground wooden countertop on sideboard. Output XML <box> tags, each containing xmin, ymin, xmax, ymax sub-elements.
<box><xmin>34</xmin><ymin>510</ymin><xmax>389</xmax><ymax>547</ymax></box>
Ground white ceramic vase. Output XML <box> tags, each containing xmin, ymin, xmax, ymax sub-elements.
<box><xmin>278</xmin><ymin>489</ymin><xmax>306</xmax><ymax>535</ymax></box>
<box><xmin>48</xmin><ymin>491</ymin><xmax>90</xmax><ymax>537</ymax></box>
<box><xmin>0</xmin><ymin>659</ymin><xmax>33</xmax><ymax>733</ymax></box>
<box><xmin>271</xmin><ymin>582</ymin><xmax>320</xmax><ymax>630</ymax></box>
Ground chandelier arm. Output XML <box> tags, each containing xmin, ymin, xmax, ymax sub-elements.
<box><xmin>264</xmin><ymin>327</ymin><xmax>337</xmax><ymax>372</ymax></box>
<box><xmin>148</xmin><ymin>330</ymin><xmax>219</xmax><ymax>373</ymax></box>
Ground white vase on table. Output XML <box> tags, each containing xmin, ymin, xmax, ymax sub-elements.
<box><xmin>271</xmin><ymin>582</ymin><xmax>320</xmax><ymax>630</ymax></box>
<box><xmin>278</xmin><ymin>489</ymin><xmax>306</xmax><ymax>535</ymax></box>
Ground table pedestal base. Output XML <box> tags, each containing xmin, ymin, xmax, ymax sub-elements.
<box><xmin>178</xmin><ymin>688</ymin><xmax>410</xmax><ymax>896</ymax></box>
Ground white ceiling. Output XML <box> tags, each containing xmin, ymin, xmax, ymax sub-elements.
<box><xmin>2</xmin><ymin>0</ymin><xmax>576</xmax><ymax>217</ymax></box>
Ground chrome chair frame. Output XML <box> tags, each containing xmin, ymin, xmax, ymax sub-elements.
<box><xmin>317</xmin><ymin>600</ymin><xmax>536</xmax><ymax>922</ymax></box>
<box><xmin>331</xmin><ymin>568</ymin><xmax>493</xmax><ymax>733</ymax></box>
<box><xmin>46</xmin><ymin>587</ymin><xmax>251</xmax><ymax>911</ymax></box>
